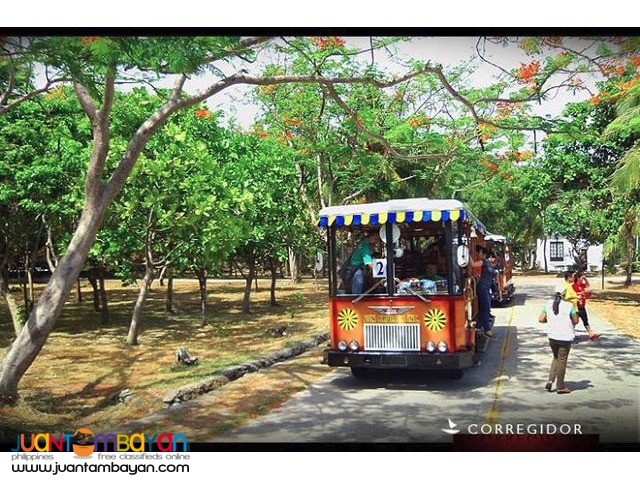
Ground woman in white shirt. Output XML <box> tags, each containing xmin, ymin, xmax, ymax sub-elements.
<box><xmin>538</xmin><ymin>286</ymin><xmax>580</xmax><ymax>394</ymax></box>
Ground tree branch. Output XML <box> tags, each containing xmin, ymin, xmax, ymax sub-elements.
<box><xmin>0</xmin><ymin>78</ymin><xmax>67</xmax><ymax>117</ymax></box>
<box><xmin>170</xmin><ymin>74</ymin><xmax>188</xmax><ymax>101</ymax></box>
<box><xmin>342</xmin><ymin>187</ymin><xmax>367</xmax><ymax>203</ymax></box>
<box><xmin>323</xmin><ymin>82</ymin><xmax>450</xmax><ymax>161</ymax></box>
<box><xmin>74</xmin><ymin>81</ymin><xmax>99</xmax><ymax>124</ymax></box>
<box><xmin>99</xmin><ymin>68</ymin><xmax>116</xmax><ymax>121</ymax></box>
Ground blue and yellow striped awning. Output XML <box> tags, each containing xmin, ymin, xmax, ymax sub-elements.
<box><xmin>317</xmin><ymin>208</ymin><xmax>465</xmax><ymax>227</ymax></box>
<box><xmin>317</xmin><ymin>198</ymin><xmax>487</xmax><ymax>233</ymax></box>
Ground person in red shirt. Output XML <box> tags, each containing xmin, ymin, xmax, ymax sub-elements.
<box><xmin>572</xmin><ymin>270</ymin><xmax>600</xmax><ymax>341</ymax></box>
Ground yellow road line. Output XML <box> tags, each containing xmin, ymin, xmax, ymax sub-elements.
<box><xmin>484</xmin><ymin>305</ymin><xmax>516</xmax><ymax>425</ymax></box>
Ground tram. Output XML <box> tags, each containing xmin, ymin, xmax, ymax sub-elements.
<box><xmin>484</xmin><ymin>233</ymin><xmax>516</xmax><ymax>306</ymax></box>
<box><xmin>317</xmin><ymin>198</ymin><xmax>490</xmax><ymax>378</ymax></box>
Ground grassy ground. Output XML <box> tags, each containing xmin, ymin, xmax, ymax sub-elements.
<box><xmin>0</xmin><ymin>277</ymin><xmax>329</xmax><ymax>439</ymax></box>
<box><xmin>0</xmin><ymin>273</ymin><xmax>638</xmax><ymax>441</ymax></box>
<box><xmin>585</xmin><ymin>276</ymin><xmax>640</xmax><ymax>338</ymax></box>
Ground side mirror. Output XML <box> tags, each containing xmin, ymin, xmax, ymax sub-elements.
<box><xmin>315</xmin><ymin>251</ymin><xmax>324</xmax><ymax>272</ymax></box>
<box><xmin>379</xmin><ymin>224</ymin><xmax>401</xmax><ymax>244</ymax></box>
<box><xmin>457</xmin><ymin>245</ymin><xmax>470</xmax><ymax>267</ymax></box>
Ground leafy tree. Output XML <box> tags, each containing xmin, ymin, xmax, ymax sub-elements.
<box><xmin>220</xmin><ymin>133</ymin><xmax>307</xmax><ymax>313</ymax></box>
<box><xmin>602</xmin><ymin>73</ymin><xmax>640</xmax><ymax>285</ymax></box>
<box><xmin>0</xmin><ymin>88</ymin><xmax>86</xmax><ymax>334</ymax></box>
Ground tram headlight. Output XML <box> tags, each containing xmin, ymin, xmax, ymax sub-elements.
<box><xmin>349</xmin><ymin>340</ymin><xmax>360</xmax><ymax>351</ymax></box>
<box><xmin>426</xmin><ymin>341</ymin><xmax>436</xmax><ymax>353</ymax></box>
<box><xmin>337</xmin><ymin>340</ymin><xmax>348</xmax><ymax>351</ymax></box>
<box><xmin>437</xmin><ymin>341</ymin><xmax>448</xmax><ymax>353</ymax></box>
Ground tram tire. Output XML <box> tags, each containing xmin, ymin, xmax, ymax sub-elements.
<box><xmin>350</xmin><ymin>367</ymin><xmax>369</xmax><ymax>378</ymax></box>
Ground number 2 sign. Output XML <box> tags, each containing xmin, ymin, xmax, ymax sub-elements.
<box><xmin>372</xmin><ymin>258</ymin><xmax>387</xmax><ymax>278</ymax></box>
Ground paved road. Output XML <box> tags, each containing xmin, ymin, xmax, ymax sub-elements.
<box><xmin>213</xmin><ymin>279</ymin><xmax>640</xmax><ymax>445</ymax></box>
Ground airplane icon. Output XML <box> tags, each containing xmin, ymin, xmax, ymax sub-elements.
<box><xmin>442</xmin><ymin>419</ymin><xmax>460</xmax><ymax>435</ymax></box>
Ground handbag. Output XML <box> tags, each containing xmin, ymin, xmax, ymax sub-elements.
<box><xmin>337</xmin><ymin>252</ymin><xmax>357</xmax><ymax>289</ymax></box>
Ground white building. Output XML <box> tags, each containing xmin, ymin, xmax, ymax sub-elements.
<box><xmin>535</xmin><ymin>237</ymin><xmax>603</xmax><ymax>272</ymax></box>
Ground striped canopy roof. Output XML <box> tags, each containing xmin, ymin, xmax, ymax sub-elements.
<box><xmin>485</xmin><ymin>233</ymin><xmax>511</xmax><ymax>243</ymax></box>
<box><xmin>317</xmin><ymin>198</ymin><xmax>487</xmax><ymax>233</ymax></box>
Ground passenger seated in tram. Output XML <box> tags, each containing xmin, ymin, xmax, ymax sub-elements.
<box><xmin>397</xmin><ymin>263</ymin><xmax>448</xmax><ymax>294</ymax></box>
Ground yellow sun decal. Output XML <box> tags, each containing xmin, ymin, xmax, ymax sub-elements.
<box><xmin>424</xmin><ymin>309</ymin><xmax>446</xmax><ymax>331</ymax></box>
<box><xmin>337</xmin><ymin>308</ymin><xmax>359</xmax><ymax>330</ymax></box>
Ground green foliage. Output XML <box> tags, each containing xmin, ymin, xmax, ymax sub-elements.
<box><xmin>3</xmin><ymin>34</ymin><xmax>638</xmax><ymax>282</ymax></box>
<box><xmin>0</xmin><ymin>88</ymin><xmax>87</xmax><ymax>266</ymax></box>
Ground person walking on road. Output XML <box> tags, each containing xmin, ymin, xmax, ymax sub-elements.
<box><xmin>539</xmin><ymin>285</ymin><xmax>580</xmax><ymax>394</ymax></box>
<box><xmin>573</xmin><ymin>270</ymin><xmax>600</xmax><ymax>340</ymax></box>
<box><xmin>473</xmin><ymin>246</ymin><xmax>494</xmax><ymax>337</ymax></box>
<box><xmin>562</xmin><ymin>270</ymin><xmax>579</xmax><ymax>308</ymax></box>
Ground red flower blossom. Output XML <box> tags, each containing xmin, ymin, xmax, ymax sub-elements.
<box><xmin>516</xmin><ymin>61</ymin><xmax>540</xmax><ymax>83</ymax></box>
<box><xmin>311</xmin><ymin>36</ymin><xmax>345</xmax><ymax>50</ymax></box>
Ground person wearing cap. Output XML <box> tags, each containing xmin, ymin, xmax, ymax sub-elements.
<box><xmin>538</xmin><ymin>285</ymin><xmax>580</xmax><ymax>394</ymax></box>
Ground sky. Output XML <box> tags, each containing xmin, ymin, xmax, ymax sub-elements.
<box><xmin>189</xmin><ymin>36</ymin><xmax>601</xmax><ymax>129</ymax></box>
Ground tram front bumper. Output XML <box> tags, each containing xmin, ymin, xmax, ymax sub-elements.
<box><xmin>324</xmin><ymin>350</ymin><xmax>474</xmax><ymax>370</ymax></box>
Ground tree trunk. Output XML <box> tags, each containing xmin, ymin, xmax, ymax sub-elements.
<box><xmin>543</xmin><ymin>237</ymin><xmax>548</xmax><ymax>273</ymax></box>
<box><xmin>158</xmin><ymin>264</ymin><xmax>167</xmax><ymax>286</ymax></box>
<box><xmin>197</xmin><ymin>269</ymin><xmax>208</xmax><ymax>326</ymax></box>
<box><xmin>242</xmin><ymin>253</ymin><xmax>255</xmax><ymax>314</ymax></box>
<box><xmin>98</xmin><ymin>265</ymin><xmax>109</xmax><ymax>325</ymax></box>
<box><xmin>20</xmin><ymin>271</ymin><xmax>29</xmax><ymax>319</ymax></box>
<box><xmin>270</xmin><ymin>260</ymin><xmax>278</xmax><ymax>306</ymax></box>
<box><xmin>76</xmin><ymin>278</ymin><xmax>83</xmax><ymax>303</ymax></box>
<box><xmin>126</xmin><ymin>260</ymin><xmax>154</xmax><ymax>346</ymax></box>
<box><xmin>288</xmin><ymin>247</ymin><xmax>301</xmax><ymax>283</ymax></box>
<box><xmin>26</xmin><ymin>266</ymin><xmax>35</xmax><ymax>315</ymax></box>
<box><xmin>0</xmin><ymin>271</ymin><xmax>24</xmax><ymax>337</ymax></box>
<box><xmin>530</xmin><ymin>249</ymin><xmax>537</xmax><ymax>270</ymax></box>
<box><xmin>87</xmin><ymin>269</ymin><xmax>101</xmax><ymax>312</ymax></box>
<box><xmin>126</xmin><ymin>209</ymin><xmax>157</xmax><ymax>345</ymax></box>
<box><xmin>45</xmin><ymin>225</ymin><xmax>59</xmax><ymax>274</ymax></box>
<box><xmin>165</xmin><ymin>268</ymin><xmax>174</xmax><ymax>313</ymax></box>
<box><xmin>624</xmin><ymin>228</ymin><xmax>634</xmax><ymax>287</ymax></box>
<box><xmin>0</xmin><ymin>203</ymin><xmax>110</xmax><ymax>404</ymax></box>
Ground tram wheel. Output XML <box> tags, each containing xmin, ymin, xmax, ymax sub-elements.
<box><xmin>350</xmin><ymin>367</ymin><xmax>369</xmax><ymax>378</ymax></box>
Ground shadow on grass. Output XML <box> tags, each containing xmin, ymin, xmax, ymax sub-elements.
<box><xmin>591</xmin><ymin>288</ymin><xmax>640</xmax><ymax>307</ymax></box>
<box><xmin>0</xmin><ymin>278</ymin><xmax>329</xmax><ymax>432</ymax></box>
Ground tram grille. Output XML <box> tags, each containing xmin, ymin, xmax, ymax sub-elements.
<box><xmin>364</xmin><ymin>324</ymin><xmax>421</xmax><ymax>351</ymax></box>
